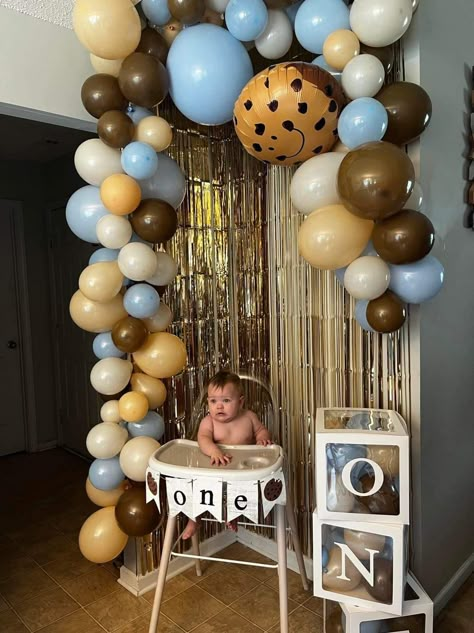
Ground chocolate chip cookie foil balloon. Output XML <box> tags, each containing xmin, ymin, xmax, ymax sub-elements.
<box><xmin>233</xmin><ymin>62</ymin><xmax>346</xmax><ymax>166</ymax></box>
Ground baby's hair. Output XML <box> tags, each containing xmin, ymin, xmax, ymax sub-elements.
<box><xmin>207</xmin><ymin>370</ymin><xmax>243</xmax><ymax>396</ymax></box>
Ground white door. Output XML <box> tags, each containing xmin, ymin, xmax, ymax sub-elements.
<box><xmin>48</xmin><ymin>206</ymin><xmax>100</xmax><ymax>458</ymax></box>
<box><xmin>0</xmin><ymin>201</ymin><xmax>26</xmax><ymax>455</ymax></box>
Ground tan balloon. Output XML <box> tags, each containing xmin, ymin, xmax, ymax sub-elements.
<box><xmin>119</xmin><ymin>391</ymin><xmax>149</xmax><ymax>422</ymax></box>
<box><xmin>343</xmin><ymin>529</ymin><xmax>386</xmax><ymax>560</ymax></box>
<box><xmin>86</xmin><ymin>477</ymin><xmax>128</xmax><ymax>507</ymax></box>
<box><xmin>130</xmin><ymin>373</ymin><xmax>167</xmax><ymax>409</ymax></box>
<box><xmin>70</xmin><ymin>290</ymin><xmax>127</xmax><ymax>333</ymax></box>
<box><xmin>100</xmin><ymin>174</ymin><xmax>142</xmax><ymax>216</ymax></box>
<box><xmin>100</xmin><ymin>400</ymin><xmax>122</xmax><ymax>423</ymax></box>
<box><xmin>298</xmin><ymin>204</ymin><xmax>374</xmax><ymax>270</ymax></box>
<box><xmin>134</xmin><ymin>116</ymin><xmax>173</xmax><ymax>152</ymax></box>
<box><xmin>161</xmin><ymin>18</ymin><xmax>183</xmax><ymax>47</ymax></box>
<box><xmin>79</xmin><ymin>262</ymin><xmax>124</xmax><ymax>303</ymax></box>
<box><xmin>133</xmin><ymin>332</ymin><xmax>187</xmax><ymax>379</ymax></box>
<box><xmin>142</xmin><ymin>302</ymin><xmax>173</xmax><ymax>332</ymax></box>
<box><xmin>73</xmin><ymin>0</ymin><xmax>141</xmax><ymax>60</ymax></box>
<box><xmin>322</xmin><ymin>546</ymin><xmax>362</xmax><ymax>591</ymax></box>
<box><xmin>367</xmin><ymin>445</ymin><xmax>400</xmax><ymax>477</ymax></box>
<box><xmin>90</xmin><ymin>54</ymin><xmax>124</xmax><ymax>77</ymax></box>
<box><xmin>323</xmin><ymin>29</ymin><xmax>360</xmax><ymax>71</ymax></box>
<box><xmin>79</xmin><ymin>506</ymin><xmax>128</xmax><ymax>563</ymax></box>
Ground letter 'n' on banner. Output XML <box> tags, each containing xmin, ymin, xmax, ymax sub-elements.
<box><xmin>192</xmin><ymin>477</ymin><xmax>223</xmax><ymax>521</ymax></box>
<box><xmin>227</xmin><ymin>480</ymin><xmax>259</xmax><ymax>523</ymax></box>
<box><xmin>166</xmin><ymin>477</ymin><xmax>194</xmax><ymax>518</ymax></box>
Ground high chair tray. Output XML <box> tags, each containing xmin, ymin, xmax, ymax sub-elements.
<box><xmin>149</xmin><ymin>439</ymin><xmax>284</xmax><ymax>481</ymax></box>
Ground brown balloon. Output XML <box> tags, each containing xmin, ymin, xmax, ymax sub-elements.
<box><xmin>360</xmin><ymin>43</ymin><xmax>395</xmax><ymax>73</ymax></box>
<box><xmin>366</xmin><ymin>290</ymin><xmax>407</xmax><ymax>334</ymax></box>
<box><xmin>168</xmin><ymin>0</ymin><xmax>205</xmax><ymax>25</ymax></box>
<box><xmin>376</xmin><ymin>81</ymin><xmax>433</xmax><ymax>146</ymax></box>
<box><xmin>119</xmin><ymin>52</ymin><xmax>169</xmax><ymax>109</ymax></box>
<box><xmin>97</xmin><ymin>110</ymin><xmax>134</xmax><ymax>149</ymax></box>
<box><xmin>337</xmin><ymin>141</ymin><xmax>415</xmax><ymax>221</ymax></box>
<box><xmin>357</xmin><ymin>474</ymin><xmax>400</xmax><ymax>515</ymax></box>
<box><xmin>114</xmin><ymin>487</ymin><xmax>160</xmax><ymax>537</ymax></box>
<box><xmin>81</xmin><ymin>74</ymin><xmax>127</xmax><ymax>119</ymax></box>
<box><xmin>112</xmin><ymin>316</ymin><xmax>148</xmax><ymax>353</ymax></box>
<box><xmin>265</xmin><ymin>0</ymin><xmax>296</xmax><ymax>7</ymax></box>
<box><xmin>136</xmin><ymin>27</ymin><xmax>169</xmax><ymax>65</ymax></box>
<box><xmin>130</xmin><ymin>199</ymin><xmax>178</xmax><ymax>243</ymax></box>
<box><xmin>325</xmin><ymin>609</ymin><xmax>344</xmax><ymax>633</ymax></box>
<box><xmin>372</xmin><ymin>210</ymin><xmax>435</xmax><ymax>265</ymax></box>
<box><xmin>365</xmin><ymin>557</ymin><xmax>393</xmax><ymax>604</ymax></box>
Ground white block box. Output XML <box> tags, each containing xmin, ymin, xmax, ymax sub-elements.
<box><xmin>325</xmin><ymin>573</ymin><xmax>433</xmax><ymax>632</ymax></box>
<box><xmin>313</xmin><ymin>512</ymin><xmax>407</xmax><ymax>616</ymax></box>
<box><xmin>315</xmin><ymin>408</ymin><xmax>409</xmax><ymax>525</ymax></box>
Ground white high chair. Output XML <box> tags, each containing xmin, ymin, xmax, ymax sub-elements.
<box><xmin>147</xmin><ymin>375</ymin><xmax>309</xmax><ymax>633</ymax></box>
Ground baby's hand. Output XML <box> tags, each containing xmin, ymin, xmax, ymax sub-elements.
<box><xmin>256</xmin><ymin>438</ymin><xmax>273</xmax><ymax>446</ymax></box>
<box><xmin>210</xmin><ymin>450</ymin><xmax>232</xmax><ymax>466</ymax></box>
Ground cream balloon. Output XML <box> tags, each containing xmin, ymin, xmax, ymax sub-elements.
<box><xmin>322</xmin><ymin>546</ymin><xmax>362</xmax><ymax>591</ymax></box>
<box><xmin>134</xmin><ymin>116</ymin><xmax>173</xmax><ymax>152</ymax></box>
<box><xmin>367</xmin><ymin>446</ymin><xmax>399</xmax><ymax>477</ymax></box>
<box><xmin>118</xmin><ymin>391</ymin><xmax>149</xmax><ymax>423</ymax></box>
<box><xmin>90</xmin><ymin>54</ymin><xmax>123</xmax><ymax>77</ymax></box>
<box><xmin>73</xmin><ymin>0</ymin><xmax>141</xmax><ymax>60</ymax></box>
<box><xmin>403</xmin><ymin>181</ymin><xmax>423</xmax><ymax>211</ymax></box>
<box><xmin>350</xmin><ymin>0</ymin><xmax>413</xmax><ymax>47</ymax></box>
<box><xmin>133</xmin><ymin>332</ymin><xmax>187</xmax><ymax>379</ymax></box>
<box><xmin>90</xmin><ymin>357</ymin><xmax>133</xmax><ymax>395</ymax></box>
<box><xmin>130</xmin><ymin>373</ymin><xmax>167</xmax><ymax>409</ymax></box>
<box><xmin>341</xmin><ymin>54</ymin><xmax>385</xmax><ymax>100</ymax></box>
<box><xmin>205</xmin><ymin>0</ymin><xmax>229</xmax><ymax>11</ymax></box>
<box><xmin>100</xmin><ymin>400</ymin><xmax>122</xmax><ymax>423</ymax></box>
<box><xmin>298</xmin><ymin>205</ymin><xmax>374</xmax><ymax>271</ymax></box>
<box><xmin>344</xmin><ymin>256</ymin><xmax>390</xmax><ymax>300</ymax></box>
<box><xmin>142</xmin><ymin>302</ymin><xmax>173</xmax><ymax>332</ymax></box>
<box><xmin>332</xmin><ymin>140</ymin><xmax>350</xmax><ymax>154</ymax></box>
<box><xmin>96</xmin><ymin>214</ymin><xmax>133</xmax><ymax>249</ymax></box>
<box><xmin>74</xmin><ymin>139</ymin><xmax>123</xmax><ymax>187</ymax></box>
<box><xmin>323</xmin><ymin>29</ymin><xmax>360</xmax><ymax>71</ymax></box>
<box><xmin>118</xmin><ymin>242</ymin><xmax>158</xmax><ymax>281</ymax></box>
<box><xmin>255</xmin><ymin>10</ymin><xmax>293</xmax><ymax>60</ymax></box>
<box><xmin>119</xmin><ymin>436</ymin><xmax>160</xmax><ymax>481</ymax></box>
<box><xmin>85</xmin><ymin>477</ymin><xmax>128</xmax><ymax>507</ymax></box>
<box><xmin>145</xmin><ymin>251</ymin><xmax>178</xmax><ymax>286</ymax></box>
<box><xmin>79</xmin><ymin>506</ymin><xmax>128</xmax><ymax>563</ymax></box>
<box><xmin>70</xmin><ymin>290</ymin><xmax>127</xmax><ymax>333</ymax></box>
<box><xmin>344</xmin><ymin>529</ymin><xmax>386</xmax><ymax>560</ymax></box>
<box><xmin>290</xmin><ymin>153</ymin><xmax>344</xmax><ymax>215</ymax></box>
<box><xmin>79</xmin><ymin>262</ymin><xmax>124</xmax><ymax>302</ymax></box>
<box><xmin>327</xmin><ymin>472</ymin><xmax>356</xmax><ymax>512</ymax></box>
<box><xmin>86</xmin><ymin>422</ymin><xmax>128</xmax><ymax>459</ymax></box>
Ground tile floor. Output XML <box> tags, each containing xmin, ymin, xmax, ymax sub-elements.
<box><xmin>0</xmin><ymin>449</ymin><xmax>471</xmax><ymax>632</ymax></box>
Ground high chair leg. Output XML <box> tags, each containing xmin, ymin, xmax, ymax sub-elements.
<box><xmin>286</xmin><ymin>500</ymin><xmax>309</xmax><ymax>591</ymax></box>
<box><xmin>276</xmin><ymin>504</ymin><xmax>288</xmax><ymax>633</ymax></box>
<box><xmin>148</xmin><ymin>514</ymin><xmax>177</xmax><ymax>633</ymax></box>
<box><xmin>191</xmin><ymin>533</ymin><xmax>202</xmax><ymax>577</ymax></box>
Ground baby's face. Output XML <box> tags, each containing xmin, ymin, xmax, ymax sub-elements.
<box><xmin>207</xmin><ymin>383</ymin><xmax>243</xmax><ymax>424</ymax></box>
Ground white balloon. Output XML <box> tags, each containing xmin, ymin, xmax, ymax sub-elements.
<box><xmin>344</xmin><ymin>256</ymin><xmax>390</xmax><ymax>300</ymax></box>
<box><xmin>403</xmin><ymin>181</ymin><xmax>423</xmax><ymax>211</ymax></box>
<box><xmin>327</xmin><ymin>472</ymin><xmax>355</xmax><ymax>512</ymax></box>
<box><xmin>139</xmin><ymin>153</ymin><xmax>186</xmax><ymax>209</ymax></box>
<box><xmin>350</xmin><ymin>0</ymin><xmax>413</xmax><ymax>47</ymax></box>
<box><xmin>290</xmin><ymin>152</ymin><xmax>344</xmax><ymax>215</ymax></box>
<box><xmin>96</xmin><ymin>215</ymin><xmax>133</xmax><ymax>249</ymax></box>
<box><xmin>255</xmin><ymin>9</ymin><xmax>293</xmax><ymax>60</ymax></box>
<box><xmin>86</xmin><ymin>422</ymin><xmax>128</xmax><ymax>459</ymax></box>
<box><xmin>341</xmin><ymin>54</ymin><xmax>385</xmax><ymax>100</ymax></box>
<box><xmin>90</xmin><ymin>358</ymin><xmax>133</xmax><ymax>395</ymax></box>
<box><xmin>118</xmin><ymin>242</ymin><xmax>158</xmax><ymax>281</ymax></box>
<box><xmin>74</xmin><ymin>139</ymin><xmax>123</xmax><ymax>187</ymax></box>
<box><xmin>119</xmin><ymin>436</ymin><xmax>160</xmax><ymax>481</ymax></box>
<box><xmin>100</xmin><ymin>400</ymin><xmax>122</xmax><ymax>423</ymax></box>
<box><xmin>145</xmin><ymin>251</ymin><xmax>178</xmax><ymax>286</ymax></box>
<box><xmin>332</xmin><ymin>140</ymin><xmax>350</xmax><ymax>154</ymax></box>
<box><xmin>142</xmin><ymin>302</ymin><xmax>173</xmax><ymax>332</ymax></box>
<box><xmin>205</xmin><ymin>0</ymin><xmax>229</xmax><ymax>12</ymax></box>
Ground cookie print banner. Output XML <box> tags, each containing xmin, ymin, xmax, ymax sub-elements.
<box><xmin>259</xmin><ymin>471</ymin><xmax>287</xmax><ymax>518</ymax></box>
<box><xmin>146</xmin><ymin>469</ymin><xmax>161</xmax><ymax>511</ymax></box>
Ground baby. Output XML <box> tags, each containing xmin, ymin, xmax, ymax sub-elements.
<box><xmin>182</xmin><ymin>370</ymin><xmax>272</xmax><ymax>539</ymax></box>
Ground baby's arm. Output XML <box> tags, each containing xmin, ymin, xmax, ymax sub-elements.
<box><xmin>250</xmin><ymin>411</ymin><xmax>272</xmax><ymax>446</ymax></box>
<box><xmin>197</xmin><ymin>416</ymin><xmax>232</xmax><ymax>466</ymax></box>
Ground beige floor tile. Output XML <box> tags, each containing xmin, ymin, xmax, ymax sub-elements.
<box><xmin>198</xmin><ymin>566</ymin><xmax>261</xmax><ymax>605</ymax></box>
<box><xmin>101</xmin><ymin>561</ymin><xmax>122</xmax><ymax>579</ymax></box>
<box><xmin>267</xmin><ymin>605</ymin><xmax>323</xmax><ymax>633</ymax></box>
<box><xmin>13</xmin><ymin>586</ymin><xmax>79</xmax><ymax>632</ymax></box>
<box><xmin>191</xmin><ymin>607</ymin><xmax>263</xmax><ymax>633</ymax></box>
<box><xmin>47</xmin><ymin>511</ymin><xmax>91</xmax><ymax>537</ymax></box>
<box><xmin>231</xmin><ymin>551</ymin><xmax>278</xmax><ymax>583</ymax></box>
<box><xmin>7</xmin><ymin>522</ymin><xmax>62</xmax><ymax>545</ymax></box>
<box><xmin>63</xmin><ymin>567</ymin><xmax>119</xmax><ymax>606</ymax></box>
<box><xmin>0</xmin><ymin>608</ymin><xmax>30</xmax><ymax>633</ymax></box>
<box><xmin>434</xmin><ymin>612</ymin><xmax>470</xmax><ymax>633</ymax></box>
<box><xmin>265</xmin><ymin>569</ymin><xmax>312</xmax><ymax>604</ymax></box>
<box><xmin>34</xmin><ymin>609</ymin><xmax>105</xmax><ymax>633</ymax></box>
<box><xmin>0</xmin><ymin>553</ymin><xmax>38</xmax><ymax>582</ymax></box>
<box><xmin>42</xmin><ymin>551</ymin><xmax>96</xmax><ymax>584</ymax></box>
<box><xmin>0</xmin><ymin>595</ymin><xmax>8</xmax><ymax>612</ymax></box>
<box><xmin>301</xmin><ymin>594</ymin><xmax>323</xmax><ymax>616</ymax></box>
<box><xmin>20</xmin><ymin>533</ymin><xmax>80</xmax><ymax>566</ymax></box>
<box><xmin>230</xmin><ymin>584</ymin><xmax>297</xmax><ymax>631</ymax></box>
<box><xmin>115</xmin><ymin>612</ymin><xmax>183</xmax><ymax>633</ymax></box>
<box><xmin>161</xmin><ymin>585</ymin><xmax>225</xmax><ymax>632</ymax></box>
<box><xmin>85</xmin><ymin>587</ymin><xmax>151</xmax><ymax>632</ymax></box>
<box><xmin>0</xmin><ymin>566</ymin><xmax>58</xmax><ymax>605</ymax></box>
<box><xmin>144</xmin><ymin>574</ymin><xmax>195</xmax><ymax>605</ymax></box>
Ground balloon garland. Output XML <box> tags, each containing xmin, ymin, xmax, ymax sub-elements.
<box><xmin>68</xmin><ymin>0</ymin><xmax>441</xmax><ymax>563</ymax></box>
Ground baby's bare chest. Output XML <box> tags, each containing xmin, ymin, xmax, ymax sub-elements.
<box><xmin>212</xmin><ymin>417</ymin><xmax>255</xmax><ymax>444</ymax></box>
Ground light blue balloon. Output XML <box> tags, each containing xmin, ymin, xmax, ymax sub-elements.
<box><xmin>361</xmin><ymin>622</ymin><xmax>383</xmax><ymax>633</ymax></box>
<box><xmin>346</xmin><ymin>412</ymin><xmax>372</xmax><ymax>430</ymax></box>
<box><xmin>124</xmin><ymin>283</ymin><xmax>160</xmax><ymax>318</ymax></box>
<box><xmin>141</xmin><ymin>0</ymin><xmax>171</xmax><ymax>25</ymax></box>
<box><xmin>326</xmin><ymin>443</ymin><xmax>367</xmax><ymax>472</ymax></box>
<box><xmin>389</xmin><ymin>255</ymin><xmax>445</xmax><ymax>304</ymax></box>
<box><xmin>127</xmin><ymin>104</ymin><xmax>154</xmax><ymax>124</ymax></box>
<box><xmin>355</xmin><ymin>299</ymin><xmax>376</xmax><ymax>333</ymax></box>
<box><xmin>167</xmin><ymin>24</ymin><xmax>253</xmax><ymax>126</ymax></box>
<box><xmin>312</xmin><ymin>55</ymin><xmax>341</xmax><ymax>82</ymax></box>
<box><xmin>89</xmin><ymin>247</ymin><xmax>120</xmax><ymax>265</ymax></box>
<box><xmin>321</xmin><ymin>545</ymin><xmax>329</xmax><ymax>568</ymax></box>
<box><xmin>89</xmin><ymin>456</ymin><xmax>124</xmax><ymax>491</ymax></box>
<box><xmin>121</xmin><ymin>141</ymin><xmax>158</xmax><ymax>180</ymax></box>
<box><xmin>295</xmin><ymin>0</ymin><xmax>350</xmax><ymax>55</ymax></box>
<box><xmin>225</xmin><ymin>0</ymin><xmax>268</xmax><ymax>42</ymax></box>
<box><xmin>128</xmin><ymin>412</ymin><xmax>165</xmax><ymax>441</ymax></box>
<box><xmin>140</xmin><ymin>152</ymin><xmax>187</xmax><ymax>209</ymax></box>
<box><xmin>285</xmin><ymin>0</ymin><xmax>304</xmax><ymax>25</ymax></box>
<box><xmin>66</xmin><ymin>186</ymin><xmax>109</xmax><ymax>243</ymax></box>
<box><xmin>338</xmin><ymin>98</ymin><xmax>388</xmax><ymax>150</ymax></box>
<box><xmin>92</xmin><ymin>332</ymin><xmax>125</xmax><ymax>360</ymax></box>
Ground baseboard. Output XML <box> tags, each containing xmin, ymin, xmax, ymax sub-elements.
<box><xmin>35</xmin><ymin>440</ymin><xmax>58</xmax><ymax>452</ymax></box>
<box><xmin>118</xmin><ymin>529</ymin><xmax>237</xmax><ymax>596</ymax></box>
<box><xmin>433</xmin><ymin>552</ymin><xmax>474</xmax><ymax>615</ymax></box>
